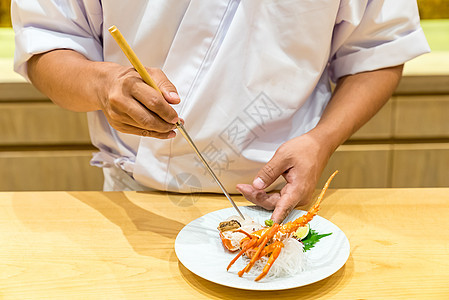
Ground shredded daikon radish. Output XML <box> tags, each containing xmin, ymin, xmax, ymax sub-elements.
<box><xmin>247</xmin><ymin>238</ymin><xmax>305</xmax><ymax>280</ymax></box>
<box><xmin>221</xmin><ymin>216</ymin><xmax>305</xmax><ymax>280</ymax></box>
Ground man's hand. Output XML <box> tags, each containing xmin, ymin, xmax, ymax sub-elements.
<box><xmin>100</xmin><ymin>65</ymin><xmax>181</xmax><ymax>138</ymax></box>
<box><xmin>27</xmin><ymin>49</ymin><xmax>182</xmax><ymax>139</ymax></box>
<box><xmin>236</xmin><ymin>65</ymin><xmax>404</xmax><ymax>223</ymax></box>
<box><xmin>236</xmin><ymin>133</ymin><xmax>331</xmax><ymax>223</ymax></box>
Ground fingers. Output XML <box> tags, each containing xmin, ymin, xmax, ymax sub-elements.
<box><xmin>147</xmin><ymin>68</ymin><xmax>181</xmax><ymax>105</ymax></box>
<box><xmin>124</xmin><ymin>126</ymin><xmax>177</xmax><ymax>139</ymax></box>
<box><xmin>238</xmin><ymin>135</ymin><xmax>328</xmax><ymax>224</ymax></box>
<box><xmin>125</xmin><ymin>98</ymin><xmax>178</xmax><ymax>133</ymax></box>
<box><xmin>236</xmin><ymin>184</ymin><xmax>280</xmax><ymax>211</ymax></box>
<box><xmin>237</xmin><ymin>183</ymin><xmax>303</xmax><ymax>224</ymax></box>
<box><xmin>130</xmin><ymin>80</ymin><xmax>180</xmax><ymax>124</ymax></box>
<box><xmin>109</xmin><ymin>117</ymin><xmax>177</xmax><ymax>138</ymax></box>
<box><xmin>106</xmin><ymin>88</ymin><xmax>177</xmax><ymax>134</ymax></box>
<box><xmin>103</xmin><ymin>66</ymin><xmax>183</xmax><ymax>138</ymax></box>
<box><xmin>270</xmin><ymin>184</ymin><xmax>301</xmax><ymax>224</ymax></box>
<box><xmin>238</xmin><ymin>146</ymin><xmax>296</xmax><ymax>223</ymax></box>
<box><xmin>252</xmin><ymin>147</ymin><xmax>292</xmax><ymax>190</ymax></box>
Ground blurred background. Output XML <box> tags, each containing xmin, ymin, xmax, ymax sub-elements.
<box><xmin>0</xmin><ymin>0</ymin><xmax>448</xmax><ymax>191</ymax></box>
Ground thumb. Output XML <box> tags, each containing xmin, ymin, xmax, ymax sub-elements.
<box><xmin>252</xmin><ymin>151</ymin><xmax>290</xmax><ymax>190</ymax></box>
<box><xmin>147</xmin><ymin>68</ymin><xmax>181</xmax><ymax>104</ymax></box>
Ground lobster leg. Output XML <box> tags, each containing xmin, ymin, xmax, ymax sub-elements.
<box><xmin>255</xmin><ymin>241</ymin><xmax>284</xmax><ymax>281</ymax></box>
<box><xmin>227</xmin><ymin>235</ymin><xmax>257</xmax><ymax>271</ymax></box>
<box><xmin>259</xmin><ymin>242</ymin><xmax>279</xmax><ymax>258</ymax></box>
<box><xmin>239</xmin><ymin>236</ymin><xmax>267</xmax><ymax>276</ymax></box>
<box><xmin>282</xmin><ymin>170</ymin><xmax>339</xmax><ymax>234</ymax></box>
<box><xmin>225</xmin><ymin>170</ymin><xmax>339</xmax><ymax>281</ymax></box>
<box><xmin>240</xmin><ymin>224</ymin><xmax>280</xmax><ymax>275</ymax></box>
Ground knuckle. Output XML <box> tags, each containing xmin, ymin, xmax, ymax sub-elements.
<box><xmin>295</xmin><ymin>183</ymin><xmax>308</xmax><ymax>195</ymax></box>
<box><xmin>276</xmin><ymin>144</ymin><xmax>293</xmax><ymax>161</ymax></box>
<box><xmin>106</xmin><ymin>93</ymin><xmax>120</xmax><ymax>107</ymax></box>
<box><xmin>280</xmin><ymin>202</ymin><xmax>295</xmax><ymax>217</ymax></box>
<box><xmin>140</xmin><ymin>116</ymin><xmax>155</xmax><ymax>130</ymax></box>
<box><xmin>286</xmin><ymin>199</ymin><xmax>297</xmax><ymax>211</ymax></box>
<box><xmin>121</xmin><ymin>66</ymin><xmax>135</xmax><ymax>75</ymax></box>
<box><xmin>261</xmin><ymin>164</ymin><xmax>276</xmax><ymax>179</ymax></box>
<box><xmin>123</xmin><ymin>103</ymin><xmax>135</xmax><ymax>116</ymax></box>
<box><xmin>275</xmin><ymin>143</ymin><xmax>287</xmax><ymax>155</ymax></box>
<box><xmin>141</xmin><ymin>129</ymin><xmax>151</xmax><ymax>137</ymax></box>
<box><xmin>148</xmin><ymin>67</ymin><xmax>162</xmax><ymax>76</ymax></box>
<box><xmin>147</xmin><ymin>94</ymin><xmax>162</xmax><ymax>109</ymax></box>
<box><xmin>115</xmin><ymin>67</ymin><xmax>134</xmax><ymax>81</ymax></box>
<box><xmin>264</xmin><ymin>202</ymin><xmax>276</xmax><ymax>210</ymax></box>
<box><xmin>158</xmin><ymin>80</ymin><xmax>174</xmax><ymax>92</ymax></box>
<box><xmin>295</xmin><ymin>186</ymin><xmax>313</xmax><ymax>206</ymax></box>
<box><xmin>147</xmin><ymin>97</ymin><xmax>174</xmax><ymax>121</ymax></box>
<box><xmin>108</xmin><ymin>109</ymin><xmax>122</xmax><ymax>122</ymax></box>
<box><xmin>107</xmin><ymin>90</ymin><xmax>129</xmax><ymax>112</ymax></box>
<box><xmin>282</xmin><ymin>210</ymin><xmax>292</xmax><ymax>221</ymax></box>
<box><xmin>122</xmin><ymin>75</ymin><xmax>137</xmax><ymax>90</ymax></box>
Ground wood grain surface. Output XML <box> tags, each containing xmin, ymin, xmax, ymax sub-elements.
<box><xmin>394</xmin><ymin>95</ymin><xmax>449</xmax><ymax>138</ymax></box>
<box><xmin>0</xmin><ymin>150</ymin><xmax>103</xmax><ymax>191</ymax></box>
<box><xmin>0</xmin><ymin>189</ymin><xmax>448</xmax><ymax>299</ymax></box>
<box><xmin>0</xmin><ymin>102</ymin><xmax>91</xmax><ymax>145</ymax></box>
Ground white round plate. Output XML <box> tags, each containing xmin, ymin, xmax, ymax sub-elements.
<box><xmin>175</xmin><ymin>206</ymin><xmax>350</xmax><ymax>291</ymax></box>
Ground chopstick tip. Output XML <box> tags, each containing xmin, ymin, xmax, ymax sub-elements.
<box><xmin>108</xmin><ymin>25</ymin><xmax>118</xmax><ymax>33</ymax></box>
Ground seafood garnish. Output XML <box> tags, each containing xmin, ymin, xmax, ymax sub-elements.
<box><xmin>217</xmin><ymin>220</ymin><xmax>241</xmax><ymax>232</ymax></box>
<box><xmin>219</xmin><ymin>214</ymin><xmax>264</xmax><ymax>252</ymax></box>
<box><xmin>222</xmin><ymin>170</ymin><xmax>338</xmax><ymax>281</ymax></box>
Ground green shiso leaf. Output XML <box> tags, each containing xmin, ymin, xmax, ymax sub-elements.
<box><xmin>301</xmin><ymin>229</ymin><xmax>332</xmax><ymax>252</ymax></box>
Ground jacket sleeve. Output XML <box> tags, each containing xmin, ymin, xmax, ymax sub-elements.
<box><xmin>329</xmin><ymin>0</ymin><xmax>430</xmax><ymax>82</ymax></box>
<box><xmin>11</xmin><ymin>0</ymin><xmax>104</xmax><ymax>80</ymax></box>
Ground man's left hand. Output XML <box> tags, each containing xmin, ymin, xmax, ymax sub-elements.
<box><xmin>236</xmin><ymin>133</ymin><xmax>331</xmax><ymax>223</ymax></box>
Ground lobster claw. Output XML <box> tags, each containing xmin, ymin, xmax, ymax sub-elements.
<box><xmin>219</xmin><ymin>231</ymin><xmax>240</xmax><ymax>252</ymax></box>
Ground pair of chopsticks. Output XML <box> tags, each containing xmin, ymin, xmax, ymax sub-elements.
<box><xmin>108</xmin><ymin>25</ymin><xmax>245</xmax><ymax>219</ymax></box>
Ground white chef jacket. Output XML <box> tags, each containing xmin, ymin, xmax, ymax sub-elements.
<box><xmin>12</xmin><ymin>0</ymin><xmax>429</xmax><ymax>192</ymax></box>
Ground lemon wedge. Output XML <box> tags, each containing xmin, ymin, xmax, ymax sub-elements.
<box><xmin>293</xmin><ymin>223</ymin><xmax>310</xmax><ymax>240</ymax></box>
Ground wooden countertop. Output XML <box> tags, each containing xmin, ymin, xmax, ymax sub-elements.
<box><xmin>1</xmin><ymin>189</ymin><xmax>448</xmax><ymax>299</ymax></box>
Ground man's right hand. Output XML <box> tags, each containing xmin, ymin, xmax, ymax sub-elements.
<box><xmin>27</xmin><ymin>50</ymin><xmax>181</xmax><ymax>139</ymax></box>
<box><xmin>99</xmin><ymin>64</ymin><xmax>182</xmax><ymax>138</ymax></box>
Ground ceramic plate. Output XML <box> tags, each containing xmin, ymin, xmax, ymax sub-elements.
<box><xmin>175</xmin><ymin>206</ymin><xmax>350</xmax><ymax>290</ymax></box>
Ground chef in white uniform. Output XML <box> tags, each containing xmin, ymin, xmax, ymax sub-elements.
<box><xmin>12</xmin><ymin>0</ymin><xmax>429</xmax><ymax>222</ymax></box>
